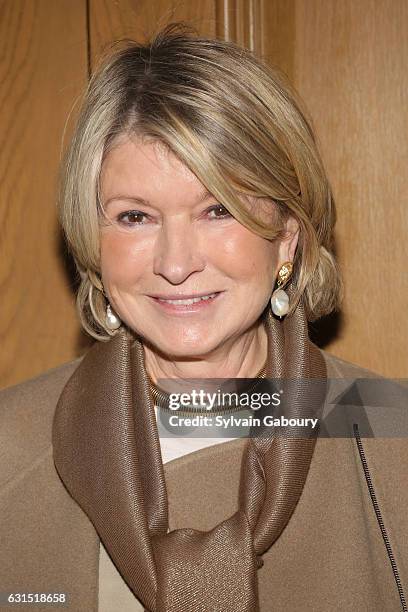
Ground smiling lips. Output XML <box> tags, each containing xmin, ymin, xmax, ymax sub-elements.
<box><xmin>149</xmin><ymin>291</ymin><xmax>222</xmax><ymax>311</ymax></box>
<box><xmin>155</xmin><ymin>292</ymin><xmax>218</xmax><ymax>305</ymax></box>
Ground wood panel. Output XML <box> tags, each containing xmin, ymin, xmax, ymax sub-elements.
<box><xmin>257</xmin><ymin>0</ymin><xmax>296</xmax><ymax>83</ymax></box>
<box><xmin>0</xmin><ymin>0</ymin><xmax>88</xmax><ymax>389</ymax></box>
<box><xmin>293</xmin><ymin>0</ymin><xmax>408</xmax><ymax>376</ymax></box>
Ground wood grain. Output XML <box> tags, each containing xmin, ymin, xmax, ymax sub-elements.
<box><xmin>259</xmin><ymin>0</ymin><xmax>296</xmax><ymax>83</ymax></box>
<box><xmin>0</xmin><ymin>0</ymin><xmax>88</xmax><ymax>389</ymax></box>
<box><xmin>294</xmin><ymin>0</ymin><xmax>408</xmax><ymax>376</ymax></box>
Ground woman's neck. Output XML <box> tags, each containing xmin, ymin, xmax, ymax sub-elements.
<box><xmin>143</xmin><ymin>318</ymin><xmax>268</xmax><ymax>383</ymax></box>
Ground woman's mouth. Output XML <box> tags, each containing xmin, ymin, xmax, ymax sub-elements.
<box><xmin>149</xmin><ymin>291</ymin><xmax>223</xmax><ymax>314</ymax></box>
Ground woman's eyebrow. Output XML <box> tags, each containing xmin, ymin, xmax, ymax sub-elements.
<box><xmin>103</xmin><ymin>195</ymin><xmax>148</xmax><ymax>208</ymax></box>
<box><xmin>196</xmin><ymin>189</ymin><xmax>213</xmax><ymax>202</ymax></box>
<box><xmin>103</xmin><ymin>190</ymin><xmax>213</xmax><ymax>208</ymax></box>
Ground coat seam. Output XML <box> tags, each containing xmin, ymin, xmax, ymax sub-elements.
<box><xmin>0</xmin><ymin>444</ymin><xmax>53</xmax><ymax>498</ymax></box>
<box><xmin>353</xmin><ymin>423</ymin><xmax>407</xmax><ymax>611</ymax></box>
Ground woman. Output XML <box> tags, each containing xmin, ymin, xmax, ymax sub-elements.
<box><xmin>1</xmin><ymin>23</ymin><xmax>407</xmax><ymax>612</ymax></box>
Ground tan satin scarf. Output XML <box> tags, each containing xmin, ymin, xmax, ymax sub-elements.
<box><xmin>52</xmin><ymin>290</ymin><xmax>327</xmax><ymax>612</ymax></box>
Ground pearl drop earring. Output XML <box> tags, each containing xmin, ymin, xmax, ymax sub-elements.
<box><xmin>105</xmin><ymin>303</ymin><xmax>121</xmax><ymax>330</ymax></box>
<box><xmin>270</xmin><ymin>262</ymin><xmax>293</xmax><ymax>318</ymax></box>
<box><xmin>100</xmin><ymin>281</ymin><xmax>121</xmax><ymax>331</ymax></box>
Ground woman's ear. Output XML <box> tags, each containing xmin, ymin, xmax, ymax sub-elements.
<box><xmin>278</xmin><ymin>216</ymin><xmax>300</xmax><ymax>264</ymax></box>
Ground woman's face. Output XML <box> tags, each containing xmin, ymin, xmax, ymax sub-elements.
<box><xmin>99</xmin><ymin>136</ymin><xmax>298</xmax><ymax>359</ymax></box>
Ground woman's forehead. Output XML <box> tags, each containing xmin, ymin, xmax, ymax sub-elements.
<box><xmin>100</xmin><ymin>136</ymin><xmax>210</xmax><ymax>205</ymax></box>
<box><xmin>103</xmin><ymin>135</ymin><xmax>194</xmax><ymax>177</ymax></box>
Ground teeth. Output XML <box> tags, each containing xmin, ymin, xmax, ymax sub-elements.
<box><xmin>159</xmin><ymin>293</ymin><xmax>218</xmax><ymax>305</ymax></box>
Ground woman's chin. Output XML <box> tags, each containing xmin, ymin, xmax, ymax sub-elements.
<box><xmin>142</xmin><ymin>334</ymin><xmax>220</xmax><ymax>361</ymax></box>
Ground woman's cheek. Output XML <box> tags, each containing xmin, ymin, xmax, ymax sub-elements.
<box><xmin>101</xmin><ymin>232</ymin><xmax>151</xmax><ymax>274</ymax></box>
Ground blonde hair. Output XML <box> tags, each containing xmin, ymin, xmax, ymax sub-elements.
<box><xmin>58</xmin><ymin>22</ymin><xmax>342</xmax><ymax>341</ymax></box>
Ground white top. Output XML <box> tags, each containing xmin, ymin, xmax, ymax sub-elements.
<box><xmin>152</xmin><ymin>405</ymin><xmax>237</xmax><ymax>462</ymax></box>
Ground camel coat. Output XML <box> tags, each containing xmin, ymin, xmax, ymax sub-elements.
<box><xmin>0</xmin><ymin>348</ymin><xmax>407</xmax><ymax>612</ymax></box>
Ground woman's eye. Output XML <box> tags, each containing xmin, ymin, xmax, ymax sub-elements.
<box><xmin>206</xmin><ymin>204</ymin><xmax>231</xmax><ymax>219</ymax></box>
<box><xmin>117</xmin><ymin>210</ymin><xmax>148</xmax><ymax>225</ymax></box>
<box><xmin>114</xmin><ymin>205</ymin><xmax>231</xmax><ymax>226</ymax></box>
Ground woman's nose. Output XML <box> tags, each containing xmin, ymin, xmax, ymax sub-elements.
<box><xmin>153</xmin><ymin>220</ymin><xmax>206</xmax><ymax>284</ymax></box>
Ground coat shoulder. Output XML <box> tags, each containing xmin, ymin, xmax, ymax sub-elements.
<box><xmin>0</xmin><ymin>355</ymin><xmax>85</xmax><ymax>489</ymax></box>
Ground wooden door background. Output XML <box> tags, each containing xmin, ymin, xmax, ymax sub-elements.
<box><xmin>1</xmin><ymin>0</ymin><xmax>407</xmax><ymax>389</ymax></box>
